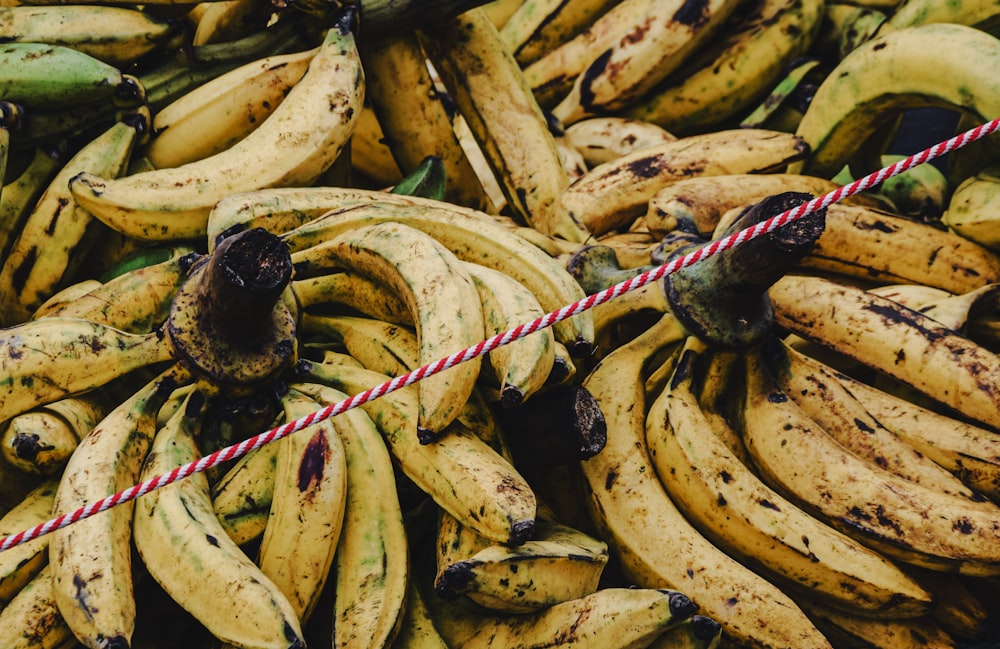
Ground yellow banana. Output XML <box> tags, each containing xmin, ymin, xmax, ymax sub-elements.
<box><xmin>145</xmin><ymin>46</ymin><xmax>317</xmax><ymax>169</ymax></box>
<box><xmin>0</xmin><ymin>479</ymin><xmax>57</xmax><ymax>604</ymax></box>
<box><xmin>349</xmin><ymin>102</ymin><xmax>404</xmax><ymax>187</ymax></box>
<box><xmin>521</xmin><ymin>0</ymin><xmax>658</xmax><ymax>109</ymax></box>
<box><xmin>133</xmin><ymin>384</ymin><xmax>307</xmax><ymax>649</ymax></box>
<box><xmin>462</xmin><ymin>261</ymin><xmax>555</xmax><ymax>407</ymax></box>
<box><xmin>648</xmin><ymin>337</ymin><xmax>934</xmax><ymax>618</ymax></box>
<box><xmin>0</xmin><ymin>5</ymin><xmax>176</xmax><ymax>67</ymax></box>
<box><xmin>560</xmin><ymin>129</ymin><xmax>809</xmax><ymax>236</ymax></box>
<box><xmin>191</xmin><ymin>0</ymin><xmax>270</xmax><ymax>46</ymax></box>
<box><xmin>256</xmin><ymin>388</ymin><xmax>347</xmax><ymax>624</ymax></box>
<box><xmin>0</xmin><ymin>145</ymin><xmax>63</xmax><ymax>269</ymax></box>
<box><xmin>907</xmin><ymin>567</ymin><xmax>992</xmax><ymax>642</ymax></box>
<box><xmin>421</xmin><ymin>7</ymin><xmax>592</xmax><ymax>242</ymax></box>
<box><xmin>499</xmin><ymin>0</ymin><xmax>619</xmax><ymax>66</ymax></box>
<box><xmin>625</xmin><ymin>0</ymin><xmax>824</xmax><ymax>135</ymax></box>
<box><xmin>646</xmin><ymin>615</ymin><xmax>723</xmax><ymax>649</ymax></box>
<box><xmin>790</xmin><ymin>23</ymin><xmax>1000</xmax><ymax>178</ymax></box>
<box><xmin>742</xmin><ymin>346</ymin><xmax>1000</xmax><ymax>576</ymax></box>
<box><xmin>49</xmin><ymin>364</ymin><xmax>192</xmax><ymax>649</ymax></box>
<box><xmin>882</xmin><ymin>0</ymin><xmax>1000</xmax><ymax>34</ymax></box>
<box><xmin>210</xmin><ymin>438</ymin><xmax>279</xmax><ymax>547</ymax></box>
<box><xmin>563</xmin><ymin>115</ymin><xmax>677</xmax><ymax>167</ymax></box>
<box><xmin>797</xmin><ymin>599</ymin><xmax>957</xmax><ymax>649</ymax></box>
<box><xmin>68</xmin><ymin>10</ymin><xmax>364</xmax><ymax>243</ymax></box>
<box><xmin>31</xmin><ymin>278</ymin><xmax>104</xmax><ymax>319</ymax></box>
<box><xmin>301</xmin><ymin>313</ymin><xmax>419</xmax><ymax>375</ymax></box>
<box><xmin>579</xmin><ymin>315</ymin><xmax>832</xmax><ymax>649</ymax></box>
<box><xmin>551</xmin><ymin>0</ymin><xmax>744</xmax><ymax>124</ymax></box>
<box><xmin>771</xmin><ymin>273</ymin><xmax>1000</xmax><ymax>431</ymax></box>
<box><xmin>359</xmin><ymin>30</ymin><xmax>491</xmax><ymax>211</ymax></box>
<box><xmin>0</xmin><ymin>565</ymin><xmax>76</xmax><ymax>649</ymax></box>
<box><xmin>292</xmin><ymin>271</ymin><xmax>411</xmax><ymax>327</ymax></box>
<box><xmin>291</xmin><ymin>221</ymin><xmax>484</xmax><ymax>439</ymax></box>
<box><xmin>941</xmin><ymin>164</ymin><xmax>1000</xmax><ymax>249</ymax></box>
<box><xmin>391</xmin><ymin>574</ymin><xmax>449</xmax><ymax>649</ymax></box>
<box><xmin>1</xmin><ymin>394</ymin><xmax>108</xmax><ymax>476</ymax></box>
<box><xmin>297</xmin><ymin>362</ymin><xmax>537</xmax><ymax>546</ymax></box>
<box><xmin>289</xmin><ymin>382</ymin><xmax>408</xmax><ymax>649</ymax></box>
<box><xmin>0</xmin><ymin>118</ymin><xmax>141</xmax><ymax>325</ymax></box>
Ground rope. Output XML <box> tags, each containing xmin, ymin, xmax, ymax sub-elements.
<box><xmin>1</xmin><ymin>116</ymin><xmax>998</xmax><ymax>554</ymax></box>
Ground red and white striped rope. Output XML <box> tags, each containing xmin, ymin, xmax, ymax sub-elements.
<box><xmin>1</xmin><ymin>116</ymin><xmax>998</xmax><ymax>554</ymax></box>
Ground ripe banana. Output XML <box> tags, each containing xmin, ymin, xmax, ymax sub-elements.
<box><xmin>0</xmin><ymin>479</ymin><xmax>57</xmax><ymax>604</ymax></box>
<box><xmin>0</xmin><ymin>145</ymin><xmax>63</xmax><ymax>267</ymax></box>
<box><xmin>521</xmin><ymin>0</ymin><xmax>658</xmax><ymax>109</ymax></box>
<box><xmin>0</xmin><ymin>5</ymin><xmax>176</xmax><ymax>67</ymax></box>
<box><xmin>297</xmin><ymin>361</ymin><xmax>537</xmax><ymax>546</ymax></box>
<box><xmin>0</xmin><ymin>118</ymin><xmax>141</xmax><ymax>325</ymax></box>
<box><xmin>560</xmin><ymin>128</ymin><xmax>809</xmax><ymax>236</ymax></box>
<box><xmin>210</xmin><ymin>437</ymin><xmax>278</xmax><ymax>547</ymax></box>
<box><xmin>499</xmin><ymin>0</ymin><xmax>619</xmax><ymax>66</ymax></box>
<box><xmin>790</xmin><ymin>22</ymin><xmax>1000</xmax><ymax>178</ymax></box>
<box><xmin>0</xmin><ymin>565</ymin><xmax>76</xmax><ymax>649</ymax></box>
<box><xmin>0</xmin><ymin>42</ymin><xmax>138</xmax><ymax>109</ymax></box>
<box><xmin>647</xmin><ymin>337</ymin><xmax>934</xmax><ymax>618</ymax></box>
<box><xmin>256</xmin><ymin>388</ymin><xmax>347</xmax><ymax>623</ymax></box>
<box><xmin>292</xmin><ymin>221</ymin><xmax>484</xmax><ymax>439</ymax></box>
<box><xmin>288</xmin><ymin>382</ymin><xmax>409</xmax><ymax>649</ymax></box>
<box><xmin>1</xmin><ymin>394</ymin><xmax>108</xmax><ymax>476</ymax></box>
<box><xmin>191</xmin><ymin>0</ymin><xmax>270</xmax><ymax>46</ymax></box>
<box><xmin>392</xmin><ymin>573</ymin><xmax>449</xmax><ymax>649</ymax></box>
<box><xmin>882</xmin><ymin>0</ymin><xmax>1000</xmax><ymax>34</ymax></box>
<box><xmin>31</xmin><ymin>278</ymin><xmax>105</xmax><ymax>319</ymax></box>
<box><xmin>625</xmin><ymin>0</ymin><xmax>824</xmax><ymax>135</ymax></box>
<box><xmin>563</xmin><ymin>115</ymin><xmax>677</xmax><ymax>167</ymax></box>
<box><xmin>292</xmin><ymin>271</ymin><xmax>412</xmax><ymax>327</ymax></box>
<box><xmin>0</xmin><ymin>317</ymin><xmax>175</xmax><ymax>424</ymax></box>
<box><xmin>69</xmin><ymin>9</ymin><xmax>364</xmax><ymax>243</ymax></box>
<box><xmin>941</xmin><ymin>164</ymin><xmax>1000</xmax><ymax>249</ymax></box>
<box><xmin>551</xmin><ymin>0</ymin><xmax>744</xmax><ymax>124</ymax></box>
<box><xmin>359</xmin><ymin>30</ymin><xmax>491</xmax><ymax>211</ymax></box>
<box><xmin>301</xmin><ymin>313</ymin><xmax>419</xmax><ymax>377</ymax></box>
<box><xmin>765</xmin><ymin>335</ymin><xmax>980</xmax><ymax>499</ymax></box>
<box><xmin>742</xmin><ymin>345</ymin><xmax>1000</xmax><ymax>576</ymax></box>
<box><xmin>133</xmin><ymin>384</ymin><xmax>307</xmax><ymax>649</ymax></box>
<box><xmin>462</xmin><ymin>261</ymin><xmax>555</xmax><ymax>406</ymax></box>
<box><xmin>770</xmin><ymin>273</ymin><xmax>1000</xmax><ymax>431</ymax></box>
<box><xmin>421</xmin><ymin>7</ymin><xmax>591</xmax><ymax>243</ymax></box>
<box><xmin>49</xmin><ymin>363</ymin><xmax>191</xmax><ymax>649</ymax></box>
<box><xmin>579</xmin><ymin>314</ymin><xmax>832</xmax><ymax>649</ymax></box>
<box><xmin>797</xmin><ymin>598</ymin><xmax>957</xmax><ymax>649</ymax></box>
<box><xmin>429</xmin><ymin>586</ymin><xmax>700</xmax><ymax>649</ymax></box>
<box><xmin>145</xmin><ymin>46</ymin><xmax>317</xmax><ymax>169</ymax></box>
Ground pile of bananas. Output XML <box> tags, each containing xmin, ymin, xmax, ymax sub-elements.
<box><xmin>1</xmin><ymin>0</ymin><xmax>1000</xmax><ymax>647</ymax></box>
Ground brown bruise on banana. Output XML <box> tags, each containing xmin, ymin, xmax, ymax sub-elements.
<box><xmin>296</xmin><ymin>428</ymin><xmax>330</xmax><ymax>494</ymax></box>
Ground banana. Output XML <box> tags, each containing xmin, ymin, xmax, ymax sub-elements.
<box><xmin>0</xmin><ymin>318</ymin><xmax>175</xmax><ymax>424</ymax></box>
<box><xmin>797</xmin><ymin>599</ymin><xmax>957</xmax><ymax>649</ymax></box>
<box><xmin>191</xmin><ymin>0</ymin><xmax>271</xmax><ymax>46</ymax></box>
<box><xmin>31</xmin><ymin>278</ymin><xmax>105</xmax><ymax>319</ymax></box>
<box><xmin>434</xmin><ymin>516</ymin><xmax>609</xmax><ymax>614</ymax></box>
<box><xmin>0</xmin><ymin>42</ymin><xmax>137</xmax><ymax>109</ymax></box>
<box><xmin>941</xmin><ymin>164</ymin><xmax>1000</xmax><ymax>249</ymax></box>
<box><xmin>296</xmin><ymin>362</ymin><xmax>537</xmax><ymax>546</ymax></box>
<box><xmin>499</xmin><ymin>0</ymin><xmax>619</xmax><ymax>66</ymax></box>
<box><xmin>255</xmin><ymin>388</ymin><xmax>347</xmax><ymax>624</ymax></box>
<box><xmin>292</xmin><ymin>221</ymin><xmax>484</xmax><ymax>439</ymax></box>
<box><xmin>68</xmin><ymin>9</ymin><xmax>364</xmax><ymax>243</ymax></box>
<box><xmin>293</xmin><ymin>272</ymin><xmax>412</xmax><ymax>327</ymax></box>
<box><xmin>563</xmin><ymin>115</ymin><xmax>677</xmax><ymax>167</ymax></box>
<box><xmin>560</xmin><ymin>129</ymin><xmax>809</xmax><ymax>236</ymax></box>
<box><xmin>798</xmin><ymin>203</ymin><xmax>1000</xmax><ymax>295</ymax></box>
<box><xmin>349</xmin><ymin>103</ymin><xmax>405</xmax><ymax>187</ymax></box>
<box><xmin>38</xmin><ymin>247</ymin><xmax>195</xmax><ymax>333</ymax></box>
<box><xmin>0</xmin><ymin>6</ymin><xmax>176</xmax><ymax>67</ymax></box>
<box><xmin>133</xmin><ymin>384</ymin><xmax>307</xmax><ymax>649</ymax></box>
<box><xmin>428</xmin><ymin>585</ymin><xmax>700</xmax><ymax>649</ymax></box>
<box><xmin>770</xmin><ymin>273</ymin><xmax>1000</xmax><ymax>432</ymax></box>
<box><xmin>0</xmin><ymin>479</ymin><xmax>57</xmax><ymax>604</ymax></box>
<box><xmin>764</xmin><ymin>336</ymin><xmax>981</xmax><ymax>499</ymax></box>
<box><xmin>0</xmin><ymin>565</ymin><xmax>76</xmax><ymax>649</ymax></box>
<box><xmin>0</xmin><ymin>118</ymin><xmax>142</xmax><ymax>325</ymax></box>
<box><xmin>521</xmin><ymin>0</ymin><xmax>658</xmax><ymax>109</ymax></box>
<box><xmin>578</xmin><ymin>314</ymin><xmax>832</xmax><ymax>649</ymax></box>
<box><xmin>550</xmin><ymin>0</ymin><xmax>745</xmax><ymax>124</ymax></box>
<box><xmin>739</xmin><ymin>57</ymin><xmax>821</xmax><ymax>131</ymax></box>
<box><xmin>833</xmin><ymin>368</ymin><xmax>1000</xmax><ymax>503</ymax></box>
<box><xmin>301</xmin><ymin>313</ymin><xmax>418</xmax><ymax>375</ymax></box>
<box><xmin>907</xmin><ymin>567</ymin><xmax>992</xmax><ymax>641</ymax></box>
<box><xmin>210</xmin><ymin>437</ymin><xmax>278</xmax><ymax>547</ymax></box>
<box><xmin>49</xmin><ymin>363</ymin><xmax>192</xmax><ymax>649</ymax></box>
<box><xmin>145</xmin><ymin>46</ymin><xmax>317</xmax><ymax>170</ymax></box>
<box><xmin>624</xmin><ymin>0</ymin><xmax>824</xmax><ymax>135</ymax></box>
<box><xmin>871</xmin><ymin>154</ymin><xmax>950</xmax><ymax>219</ymax></box>
<box><xmin>646</xmin><ymin>615</ymin><xmax>723</xmax><ymax>649</ymax></box>
<box><xmin>359</xmin><ymin>30</ymin><xmax>491</xmax><ymax>211</ymax></box>
<box><xmin>391</xmin><ymin>573</ymin><xmax>449</xmax><ymax>649</ymax></box>
<box><xmin>741</xmin><ymin>345</ymin><xmax>1000</xmax><ymax>576</ymax></box>
<box><xmin>268</xmin><ymin>192</ymin><xmax>594</xmax><ymax>355</ymax></box>
<box><xmin>421</xmin><ymin>7</ymin><xmax>592</xmax><ymax>243</ymax></box>
<box><xmin>647</xmin><ymin>337</ymin><xmax>933</xmax><ymax>618</ymax></box>
<box><xmin>789</xmin><ymin>23</ymin><xmax>1000</xmax><ymax>178</ymax></box>
<box><xmin>462</xmin><ymin>261</ymin><xmax>555</xmax><ymax>407</ymax></box>
<box><xmin>881</xmin><ymin>0</ymin><xmax>1000</xmax><ymax>34</ymax></box>
<box><xmin>1</xmin><ymin>394</ymin><xmax>109</xmax><ymax>476</ymax></box>
<box><xmin>288</xmin><ymin>382</ymin><xmax>408</xmax><ymax>649</ymax></box>
<box><xmin>0</xmin><ymin>145</ymin><xmax>63</xmax><ymax>267</ymax></box>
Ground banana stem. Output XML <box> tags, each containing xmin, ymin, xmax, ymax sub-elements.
<box><xmin>664</xmin><ymin>191</ymin><xmax>826</xmax><ymax>349</ymax></box>
<box><xmin>168</xmin><ymin>228</ymin><xmax>296</xmax><ymax>390</ymax></box>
